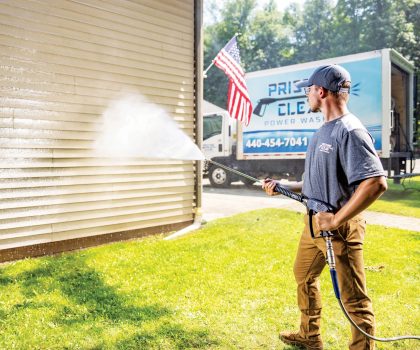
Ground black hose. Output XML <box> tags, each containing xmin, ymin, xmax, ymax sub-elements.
<box><xmin>337</xmin><ymin>298</ymin><xmax>420</xmax><ymax>342</ymax></box>
<box><xmin>326</xmin><ymin>236</ymin><xmax>420</xmax><ymax>342</ymax></box>
<box><xmin>206</xmin><ymin>159</ymin><xmax>305</xmax><ymax>203</ymax></box>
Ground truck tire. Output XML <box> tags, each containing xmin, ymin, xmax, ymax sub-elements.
<box><xmin>209</xmin><ymin>165</ymin><xmax>232</xmax><ymax>188</ymax></box>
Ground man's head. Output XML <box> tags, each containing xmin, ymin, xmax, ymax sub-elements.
<box><xmin>296</xmin><ymin>64</ymin><xmax>351</xmax><ymax>93</ymax></box>
<box><xmin>296</xmin><ymin>65</ymin><xmax>351</xmax><ymax>112</ymax></box>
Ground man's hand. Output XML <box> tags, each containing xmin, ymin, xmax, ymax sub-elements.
<box><xmin>314</xmin><ymin>176</ymin><xmax>388</xmax><ymax>232</ymax></box>
<box><xmin>314</xmin><ymin>212</ymin><xmax>339</xmax><ymax>232</ymax></box>
<box><xmin>320</xmin><ymin>176</ymin><xmax>388</xmax><ymax>231</ymax></box>
<box><xmin>262</xmin><ymin>178</ymin><xmax>279</xmax><ymax>196</ymax></box>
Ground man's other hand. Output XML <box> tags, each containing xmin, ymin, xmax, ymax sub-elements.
<box><xmin>315</xmin><ymin>212</ymin><xmax>339</xmax><ymax>232</ymax></box>
<box><xmin>262</xmin><ymin>178</ymin><xmax>279</xmax><ymax>196</ymax></box>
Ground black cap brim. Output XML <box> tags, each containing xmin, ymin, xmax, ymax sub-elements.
<box><xmin>295</xmin><ymin>79</ymin><xmax>311</xmax><ymax>88</ymax></box>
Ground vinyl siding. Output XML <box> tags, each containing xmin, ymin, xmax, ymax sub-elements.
<box><xmin>0</xmin><ymin>0</ymin><xmax>198</xmax><ymax>251</ymax></box>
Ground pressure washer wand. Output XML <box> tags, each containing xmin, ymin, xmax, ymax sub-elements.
<box><xmin>206</xmin><ymin>159</ymin><xmax>260</xmax><ymax>184</ymax></box>
<box><xmin>206</xmin><ymin>159</ymin><xmax>305</xmax><ymax>204</ymax></box>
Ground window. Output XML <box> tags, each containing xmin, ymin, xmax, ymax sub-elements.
<box><xmin>203</xmin><ymin>114</ymin><xmax>223</xmax><ymax>140</ymax></box>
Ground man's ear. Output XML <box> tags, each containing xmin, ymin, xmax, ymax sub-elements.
<box><xmin>319</xmin><ymin>87</ymin><xmax>329</xmax><ymax>99</ymax></box>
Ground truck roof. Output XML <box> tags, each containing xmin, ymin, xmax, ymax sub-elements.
<box><xmin>203</xmin><ymin>100</ymin><xmax>228</xmax><ymax>115</ymax></box>
<box><xmin>246</xmin><ymin>49</ymin><xmax>414</xmax><ymax>78</ymax></box>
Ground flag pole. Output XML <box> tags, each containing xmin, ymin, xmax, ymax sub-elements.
<box><xmin>203</xmin><ymin>33</ymin><xmax>240</xmax><ymax>79</ymax></box>
<box><xmin>203</xmin><ymin>62</ymin><xmax>214</xmax><ymax>79</ymax></box>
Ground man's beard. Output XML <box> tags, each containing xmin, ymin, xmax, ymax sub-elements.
<box><xmin>308</xmin><ymin>98</ymin><xmax>321</xmax><ymax>113</ymax></box>
<box><xmin>310</xmin><ymin>106</ymin><xmax>321</xmax><ymax>113</ymax></box>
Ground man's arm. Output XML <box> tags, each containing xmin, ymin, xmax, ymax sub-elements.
<box><xmin>315</xmin><ymin>176</ymin><xmax>387</xmax><ymax>231</ymax></box>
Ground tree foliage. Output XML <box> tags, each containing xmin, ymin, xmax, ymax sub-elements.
<box><xmin>204</xmin><ymin>0</ymin><xmax>419</xmax><ymax>131</ymax></box>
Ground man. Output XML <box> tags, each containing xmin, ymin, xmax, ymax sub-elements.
<box><xmin>262</xmin><ymin>65</ymin><xmax>387</xmax><ymax>350</ymax></box>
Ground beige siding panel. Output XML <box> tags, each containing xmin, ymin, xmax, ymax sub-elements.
<box><xmin>0</xmin><ymin>0</ymin><xmax>197</xmax><ymax>250</ymax></box>
<box><xmin>10</xmin><ymin>119</ymin><xmax>101</xmax><ymax>132</ymax></box>
<box><xmin>0</xmin><ymin>201</ymin><xmax>193</xmax><ymax>230</ymax></box>
<box><xmin>0</xmin><ymin>172</ymin><xmax>195</xmax><ymax>189</ymax></box>
<box><xmin>1</xmin><ymin>1</ymin><xmax>193</xmax><ymax>48</ymax></box>
<box><xmin>0</xmin><ymin>38</ymin><xmax>193</xmax><ymax>78</ymax></box>
<box><xmin>0</xmin><ymin>193</ymin><xmax>194</xmax><ymax>220</ymax></box>
<box><xmin>0</xmin><ymin>56</ymin><xmax>194</xmax><ymax>94</ymax></box>
<box><xmin>0</xmin><ymin>72</ymin><xmax>194</xmax><ymax>106</ymax></box>
<box><xmin>0</xmin><ymin>137</ymin><xmax>94</xmax><ymax>149</ymax></box>
<box><xmin>89</xmin><ymin>0</ymin><xmax>193</xmax><ymax>22</ymax></box>
<box><xmin>0</xmin><ymin>186</ymin><xmax>193</xmax><ymax>209</ymax></box>
<box><xmin>0</xmin><ymin>116</ymin><xmax>192</xmax><ymax>133</ymax></box>
<box><xmin>0</xmin><ymin>214</ymin><xmax>192</xmax><ymax>250</ymax></box>
<box><xmin>0</xmin><ymin>208</ymin><xmax>192</xmax><ymax>240</ymax></box>
<box><xmin>4</xmin><ymin>107</ymin><xmax>193</xmax><ymax>125</ymax></box>
<box><xmin>0</xmin><ymin>178</ymin><xmax>195</xmax><ymax>200</ymax></box>
<box><xmin>0</xmin><ymin>135</ymin><xmax>195</xmax><ymax>150</ymax></box>
<box><xmin>0</xmin><ymin>160</ymin><xmax>195</xmax><ymax>173</ymax></box>
<box><xmin>0</xmin><ymin>44</ymin><xmax>193</xmax><ymax>85</ymax></box>
<box><xmin>0</xmin><ymin>93</ymin><xmax>195</xmax><ymax>120</ymax></box>
<box><xmin>0</xmin><ymin>157</ymin><xmax>194</xmax><ymax>169</ymax></box>
<box><xmin>2</xmin><ymin>107</ymin><xmax>99</xmax><ymax>124</ymax></box>
<box><xmin>0</xmin><ymin>73</ymin><xmax>195</xmax><ymax>103</ymax></box>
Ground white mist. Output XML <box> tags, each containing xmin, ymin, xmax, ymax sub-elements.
<box><xmin>95</xmin><ymin>93</ymin><xmax>204</xmax><ymax>161</ymax></box>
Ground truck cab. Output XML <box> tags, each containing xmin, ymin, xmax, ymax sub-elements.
<box><xmin>202</xmin><ymin>101</ymin><xmax>237</xmax><ymax>187</ymax></box>
<box><xmin>203</xmin><ymin>101</ymin><xmax>296</xmax><ymax>187</ymax></box>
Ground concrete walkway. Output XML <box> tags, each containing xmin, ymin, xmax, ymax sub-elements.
<box><xmin>202</xmin><ymin>186</ymin><xmax>420</xmax><ymax>232</ymax></box>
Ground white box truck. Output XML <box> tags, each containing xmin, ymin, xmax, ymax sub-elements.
<box><xmin>203</xmin><ymin>49</ymin><xmax>416</xmax><ymax>187</ymax></box>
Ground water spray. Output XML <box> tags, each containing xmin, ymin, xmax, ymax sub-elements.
<box><xmin>206</xmin><ymin>159</ymin><xmax>420</xmax><ymax>343</ymax></box>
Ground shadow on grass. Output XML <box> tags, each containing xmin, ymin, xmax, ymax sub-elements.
<box><xmin>14</xmin><ymin>254</ymin><xmax>167</xmax><ymax>324</ymax></box>
<box><xmin>0</xmin><ymin>271</ymin><xmax>13</xmax><ymax>286</ymax></box>
<box><xmin>116</xmin><ymin>323</ymin><xmax>218</xmax><ymax>349</ymax></box>
<box><xmin>2</xmin><ymin>253</ymin><xmax>218</xmax><ymax>348</ymax></box>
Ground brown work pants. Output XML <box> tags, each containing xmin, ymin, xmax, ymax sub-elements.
<box><xmin>293</xmin><ymin>214</ymin><xmax>375</xmax><ymax>350</ymax></box>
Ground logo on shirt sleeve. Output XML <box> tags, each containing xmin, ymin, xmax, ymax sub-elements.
<box><xmin>319</xmin><ymin>143</ymin><xmax>333</xmax><ymax>153</ymax></box>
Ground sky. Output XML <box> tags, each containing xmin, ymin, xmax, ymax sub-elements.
<box><xmin>259</xmin><ymin>0</ymin><xmax>306</xmax><ymax>10</ymax></box>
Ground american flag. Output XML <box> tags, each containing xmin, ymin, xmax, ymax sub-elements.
<box><xmin>213</xmin><ymin>36</ymin><xmax>253</xmax><ymax>126</ymax></box>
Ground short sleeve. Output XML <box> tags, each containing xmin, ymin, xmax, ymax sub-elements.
<box><xmin>339</xmin><ymin>128</ymin><xmax>385</xmax><ymax>185</ymax></box>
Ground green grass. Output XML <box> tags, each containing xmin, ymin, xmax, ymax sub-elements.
<box><xmin>0</xmin><ymin>209</ymin><xmax>418</xmax><ymax>349</ymax></box>
<box><xmin>368</xmin><ymin>176</ymin><xmax>420</xmax><ymax>217</ymax></box>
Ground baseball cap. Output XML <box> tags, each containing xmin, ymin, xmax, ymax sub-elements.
<box><xmin>296</xmin><ymin>64</ymin><xmax>351</xmax><ymax>93</ymax></box>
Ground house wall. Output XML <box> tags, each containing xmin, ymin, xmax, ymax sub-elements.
<box><xmin>0</xmin><ymin>0</ymin><xmax>201</xmax><ymax>261</ymax></box>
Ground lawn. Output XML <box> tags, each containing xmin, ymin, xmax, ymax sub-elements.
<box><xmin>0</xmin><ymin>209</ymin><xmax>418</xmax><ymax>349</ymax></box>
<box><xmin>368</xmin><ymin>176</ymin><xmax>420</xmax><ymax>218</ymax></box>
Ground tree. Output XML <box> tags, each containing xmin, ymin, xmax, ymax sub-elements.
<box><xmin>290</xmin><ymin>0</ymin><xmax>336</xmax><ymax>62</ymax></box>
<box><xmin>361</xmin><ymin>0</ymin><xmax>416</xmax><ymax>53</ymax></box>
<box><xmin>330</xmin><ymin>0</ymin><xmax>366</xmax><ymax>55</ymax></box>
<box><xmin>246</xmin><ymin>0</ymin><xmax>294</xmax><ymax>71</ymax></box>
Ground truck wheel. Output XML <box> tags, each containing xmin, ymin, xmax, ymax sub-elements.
<box><xmin>209</xmin><ymin>165</ymin><xmax>232</xmax><ymax>188</ymax></box>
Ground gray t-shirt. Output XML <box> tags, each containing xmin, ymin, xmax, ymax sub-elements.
<box><xmin>302</xmin><ymin>113</ymin><xmax>385</xmax><ymax>210</ymax></box>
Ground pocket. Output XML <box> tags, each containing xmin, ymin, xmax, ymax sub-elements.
<box><xmin>336</xmin><ymin>220</ymin><xmax>350</xmax><ymax>241</ymax></box>
<box><xmin>346</xmin><ymin>215</ymin><xmax>366</xmax><ymax>244</ymax></box>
